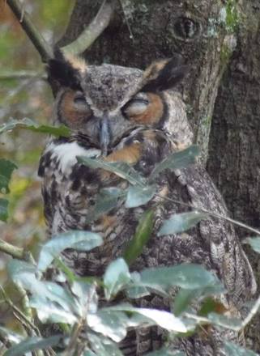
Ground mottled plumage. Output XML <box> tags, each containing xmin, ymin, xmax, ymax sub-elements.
<box><xmin>39</xmin><ymin>53</ymin><xmax>256</xmax><ymax>355</ymax></box>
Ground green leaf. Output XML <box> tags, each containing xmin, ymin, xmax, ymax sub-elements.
<box><xmin>140</xmin><ymin>264</ymin><xmax>220</xmax><ymax>291</ymax></box>
<box><xmin>224</xmin><ymin>342</ymin><xmax>258</xmax><ymax>356</ymax></box>
<box><xmin>8</xmin><ymin>259</ymin><xmax>79</xmax><ymax>316</ymax></box>
<box><xmin>126</xmin><ymin>285</ymin><xmax>150</xmax><ymax>299</ymax></box>
<box><xmin>77</xmin><ymin>156</ymin><xmax>145</xmax><ymax>186</ymax></box>
<box><xmin>104</xmin><ymin>258</ymin><xmax>131</xmax><ymax>300</ymax></box>
<box><xmin>7</xmin><ymin>260</ymin><xmax>36</xmax><ymax>282</ymax></box>
<box><xmin>90</xmin><ymin>187</ymin><xmax>125</xmax><ymax>221</ymax></box>
<box><xmin>150</xmin><ymin>145</ymin><xmax>200</xmax><ymax>180</ymax></box>
<box><xmin>174</xmin><ymin>289</ymin><xmax>195</xmax><ymax>316</ymax></box>
<box><xmin>0</xmin><ymin>118</ymin><xmax>70</xmax><ymax>137</ymax></box>
<box><xmin>245</xmin><ymin>237</ymin><xmax>260</xmax><ymax>254</ymax></box>
<box><xmin>158</xmin><ymin>211</ymin><xmax>207</xmax><ymax>236</ymax></box>
<box><xmin>0</xmin><ymin>198</ymin><xmax>8</xmax><ymax>221</ymax></box>
<box><xmin>0</xmin><ymin>159</ymin><xmax>17</xmax><ymax>193</ymax></box>
<box><xmin>88</xmin><ymin>333</ymin><xmax>124</xmax><ymax>356</ymax></box>
<box><xmin>71</xmin><ymin>281</ymin><xmax>98</xmax><ymax>315</ymax></box>
<box><xmin>174</xmin><ymin>288</ymin><xmax>225</xmax><ymax>317</ymax></box>
<box><xmin>103</xmin><ymin>304</ymin><xmax>190</xmax><ymax>333</ymax></box>
<box><xmin>123</xmin><ymin>209</ymin><xmax>154</xmax><ymax>265</ymax></box>
<box><xmin>84</xmin><ymin>351</ymin><xmax>98</xmax><ymax>356</ymax></box>
<box><xmin>38</xmin><ymin>230</ymin><xmax>103</xmax><ymax>272</ymax></box>
<box><xmin>4</xmin><ymin>335</ymin><xmax>63</xmax><ymax>356</ymax></box>
<box><xmin>207</xmin><ymin>312</ymin><xmax>242</xmax><ymax>330</ymax></box>
<box><xmin>199</xmin><ymin>298</ymin><xmax>224</xmax><ymax>317</ymax></box>
<box><xmin>29</xmin><ymin>297</ymin><xmax>78</xmax><ymax>324</ymax></box>
<box><xmin>54</xmin><ymin>256</ymin><xmax>76</xmax><ymax>284</ymax></box>
<box><xmin>88</xmin><ymin>310</ymin><xmax>129</xmax><ymax>342</ymax></box>
<box><xmin>125</xmin><ymin>185</ymin><xmax>156</xmax><ymax>208</ymax></box>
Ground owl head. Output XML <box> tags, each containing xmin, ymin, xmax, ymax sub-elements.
<box><xmin>47</xmin><ymin>52</ymin><xmax>193</xmax><ymax>154</ymax></box>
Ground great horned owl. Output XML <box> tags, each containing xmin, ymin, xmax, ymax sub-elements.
<box><xmin>38</xmin><ymin>52</ymin><xmax>256</xmax><ymax>355</ymax></box>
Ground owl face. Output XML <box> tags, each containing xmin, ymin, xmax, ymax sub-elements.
<box><xmin>48</xmin><ymin>53</ymin><xmax>191</xmax><ymax>155</ymax></box>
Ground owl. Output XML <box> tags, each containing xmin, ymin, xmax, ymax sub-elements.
<box><xmin>38</xmin><ymin>51</ymin><xmax>256</xmax><ymax>355</ymax></box>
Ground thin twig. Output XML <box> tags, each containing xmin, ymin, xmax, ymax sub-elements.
<box><xmin>62</xmin><ymin>0</ymin><xmax>115</xmax><ymax>55</ymax></box>
<box><xmin>0</xmin><ymin>286</ymin><xmax>39</xmax><ymax>335</ymax></box>
<box><xmin>241</xmin><ymin>295</ymin><xmax>260</xmax><ymax>329</ymax></box>
<box><xmin>6</xmin><ymin>0</ymin><xmax>53</xmax><ymax>62</ymax></box>
<box><xmin>159</xmin><ymin>194</ymin><xmax>260</xmax><ymax>237</ymax></box>
<box><xmin>0</xmin><ymin>239</ymin><xmax>35</xmax><ymax>264</ymax></box>
<box><xmin>63</xmin><ymin>321</ymin><xmax>83</xmax><ymax>356</ymax></box>
<box><xmin>0</xmin><ymin>71</ymin><xmax>46</xmax><ymax>81</ymax></box>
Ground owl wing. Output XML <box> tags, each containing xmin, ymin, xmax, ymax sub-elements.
<box><xmin>122</xmin><ymin>163</ymin><xmax>256</xmax><ymax>355</ymax></box>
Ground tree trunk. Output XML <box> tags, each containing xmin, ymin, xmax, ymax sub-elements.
<box><xmin>58</xmin><ymin>0</ymin><xmax>260</xmax><ymax>351</ymax></box>
<box><xmin>207</xmin><ymin>1</ymin><xmax>260</xmax><ymax>351</ymax></box>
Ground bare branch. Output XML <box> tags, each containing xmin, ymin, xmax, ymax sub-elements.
<box><xmin>6</xmin><ymin>0</ymin><xmax>53</xmax><ymax>62</ymax></box>
<box><xmin>61</xmin><ymin>0</ymin><xmax>115</xmax><ymax>56</ymax></box>
<box><xmin>0</xmin><ymin>70</ymin><xmax>46</xmax><ymax>81</ymax></box>
<box><xmin>0</xmin><ymin>238</ymin><xmax>35</xmax><ymax>264</ymax></box>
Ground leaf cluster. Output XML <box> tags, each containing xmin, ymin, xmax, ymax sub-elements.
<box><xmin>1</xmin><ymin>121</ymin><xmax>260</xmax><ymax>355</ymax></box>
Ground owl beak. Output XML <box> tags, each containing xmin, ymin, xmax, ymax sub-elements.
<box><xmin>99</xmin><ymin>116</ymin><xmax>111</xmax><ymax>156</ymax></box>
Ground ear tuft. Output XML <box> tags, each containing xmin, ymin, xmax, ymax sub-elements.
<box><xmin>141</xmin><ymin>55</ymin><xmax>188</xmax><ymax>92</ymax></box>
<box><xmin>47</xmin><ymin>49</ymin><xmax>85</xmax><ymax>90</ymax></box>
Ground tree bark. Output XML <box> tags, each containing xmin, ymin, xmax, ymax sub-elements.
<box><xmin>207</xmin><ymin>1</ymin><xmax>260</xmax><ymax>351</ymax></box>
<box><xmin>58</xmin><ymin>0</ymin><xmax>260</xmax><ymax>351</ymax></box>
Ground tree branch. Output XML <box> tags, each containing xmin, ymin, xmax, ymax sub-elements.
<box><xmin>6</xmin><ymin>0</ymin><xmax>53</xmax><ymax>62</ymax></box>
<box><xmin>0</xmin><ymin>70</ymin><xmax>46</xmax><ymax>81</ymax></box>
<box><xmin>0</xmin><ymin>238</ymin><xmax>35</xmax><ymax>264</ymax></box>
<box><xmin>61</xmin><ymin>0</ymin><xmax>115</xmax><ymax>56</ymax></box>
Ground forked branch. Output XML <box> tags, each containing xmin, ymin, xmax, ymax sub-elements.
<box><xmin>6</xmin><ymin>0</ymin><xmax>116</xmax><ymax>61</ymax></box>
<box><xmin>6</xmin><ymin>0</ymin><xmax>53</xmax><ymax>62</ymax></box>
<box><xmin>61</xmin><ymin>0</ymin><xmax>116</xmax><ymax>56</ymax></box>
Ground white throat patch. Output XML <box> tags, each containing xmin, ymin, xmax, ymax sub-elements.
<box><xmin>48</xmin><ymin>142</ymin><xmax>101</xmax><ymax>175</ymax></box>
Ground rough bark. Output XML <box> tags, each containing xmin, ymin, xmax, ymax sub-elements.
<box><xmin>58</xmin><ymin>0</ymin><xmax>260</xmax><ymax>351</ymax></box>
<box><xmin>207</xmin><ymin>1</ymin><xmax>260</xmax><ymax>351</ymax></box>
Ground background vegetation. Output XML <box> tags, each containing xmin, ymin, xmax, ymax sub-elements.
<box><xmin>1</xmin><ymin>1</ymin><xmax>260</xmax><ymax>355</ymax></box>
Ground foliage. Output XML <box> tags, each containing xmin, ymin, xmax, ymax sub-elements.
<box><xmin>1</xmin><ymin>123</ymin><xmax>260</xmax><ymax>355</ymax></box>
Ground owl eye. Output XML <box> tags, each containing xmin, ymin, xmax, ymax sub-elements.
<box><xmin>123</xmin><ymin>96</ymin><xmax>149</xmax><ymax>117</ymax></box>
<box><xmin>74</xmin><ymin>93</ymin><xmax>87</xmax><ymax>105</ymax></box>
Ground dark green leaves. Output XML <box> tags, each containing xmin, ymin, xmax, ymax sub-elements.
<box><xmin>0</xmin><ymin>118</ymin><xmax>70</xmax><ymax>137</ymax></box>
<box><xmin>0</xmin><ymin>198</ymin><xmax>9</xmax><ymax>221</ymax></box>
<box><xmin>0</xmin><ymin>159</ymin><xmax>17</xmax><ymax>221</ymax></box>
<box><xmin>37</xmin><ymin>230</ymin><xmax>103</xmax><ymax>272</ymax></box>
<box><xmin>0</xmin><ymin>159</ymin><xmax>17</xmax><ymax>193</ymax></box>
<box><xmin>158</xmin><ymin>211</ymin><xmax>207</xmax><ymax>236</ymax></box>
<box><xmin>123</xmin><ymin>209</ymin><xmax>154</xmax><ymax>265</ymax></box>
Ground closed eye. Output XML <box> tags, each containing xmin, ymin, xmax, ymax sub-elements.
<box><xmin>122</xmin><ymin>97</ymin><xmax>149</xmax><ymax>117</ymax></box>
<box><xmin>74</xmin><ymin>94</ymin><xmax>87</xmax><ymax>105</ymax></box>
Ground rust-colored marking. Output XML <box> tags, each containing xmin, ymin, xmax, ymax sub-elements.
<box><xmin>130</xmin><ymin>93</ymin><xmax>164</xmax><ymax>125</ymax></box>
<box><xmin>105</xmin><ymin>143</ymin><xmax>141</xmax><ymax>165</ymax></box>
